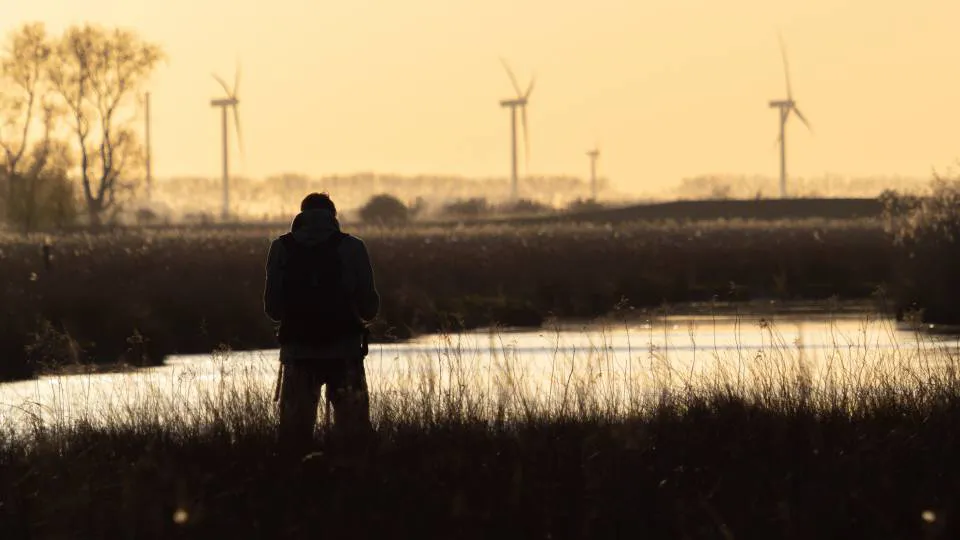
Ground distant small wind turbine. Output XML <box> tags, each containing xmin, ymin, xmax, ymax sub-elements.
<box><xmin>210</xmin><ymin>64</ymin><xmax>244</xmax><ymax>221</ymax></box>
<box><xmin>587</xmin><ymin>146</ymin><xmax>600</xmax><ymax>200</ymax></box>
<box><xmin>768</xmin><ymin>35</ymin><xmax>811</xmax><ymax>198</ymax></box>
<box><xmin>499</xmin><ymin>58</ymin><xmax>535</xmax><ymax>201</ymax></box>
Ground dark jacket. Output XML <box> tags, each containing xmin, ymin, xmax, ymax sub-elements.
<box><xmin>264</xmin><ymin>209</ymin><xmax>380</xmax><ymax>360</ymax></box>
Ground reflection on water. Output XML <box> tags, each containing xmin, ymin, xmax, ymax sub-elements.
<box><xmin>1</xmin><ymin>313</ymin><xmax>958</xmax><ymax>429</ymax></box>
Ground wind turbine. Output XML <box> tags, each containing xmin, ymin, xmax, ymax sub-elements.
<box><xmin>210</xmin><ymin>65</ymin><xmax>243</xmax><ymax>221</ymax></box>
<box><xmin>587</xmin><ymin>146</ymin><xmax>600</xmax><ymax>200</ymax></box>
<box><xmin>768</xmin><ymin>36</ymin><xmax>811</xmax><ymax>198</ymax></box>
<box><xmin>499</xmin><ymin>59</ymin><xmax>535</xmax><ymax>201</ymax></box>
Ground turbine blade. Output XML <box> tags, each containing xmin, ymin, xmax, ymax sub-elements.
<box><xmin>792</xmin><ymin>105</ymin><xmax>812</xmax><ymax>132</ymax></box>
<box><xmin>499</xmin><ymin>57</ymin><xmax>523</xmax><ymax>97</ymax></box>
<box><xmin>233</xmin><ymin>60</ymin><xmax>241</xmax><ymax>99</ymax></box>
<box><xmin>212</xmin><ymin>73</ymin><xmax>232</xmax><ymax>95</ymax></box>
<box><xmin>778</xmin><ymin>33</ymin><xmax>793</xmax><ymax>100</ymax></box>
<box><xmin>524</xmin><ymin>75</ymin><xmax>536</xmax><ymax>100</ymax></box>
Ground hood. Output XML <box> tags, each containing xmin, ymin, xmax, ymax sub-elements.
<box><xmin>290</xmin><ymin>209</ymin><xmax>341</xmax><ymax>246</ymax></box>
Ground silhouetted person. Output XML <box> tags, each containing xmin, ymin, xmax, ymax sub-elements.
<box><xmin>264</xmin><ymin>192</ymin><xmax>380</xmax><ymax>454</ymax></box>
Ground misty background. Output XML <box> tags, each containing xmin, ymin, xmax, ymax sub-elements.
<box><xmin>2</xmin><ymin>0</ymin><xmax>956</xmax><ymax>219</ymax></box>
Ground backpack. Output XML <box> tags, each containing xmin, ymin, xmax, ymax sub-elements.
<box><xmin>276</xmin><ymin>232</ymin><xmax>363</xmax><ymax>346</ymax></box>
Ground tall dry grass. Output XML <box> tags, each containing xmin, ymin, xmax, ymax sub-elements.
<box><xmin>884</xmin><ymin>176</ymin><xmax>960</xmax><ymax>323</ymax></box>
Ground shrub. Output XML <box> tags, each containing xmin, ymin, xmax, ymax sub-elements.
<box><xmin>440</xmin><ymin>197</ymin><xmax>489</xmax><ymax>219</ymax></box>
<box><xmin>565</xmin><ymin>198</ymin><xmax>605</xmax><ymax>214</ymax></box>
<box><xmin>359</xmin><ymin>194</ymin><xmax>409</xmax><ymax>226</ymax></box>
<box><xmin>182</xmin><ymin>211</ymin><xmax>214</xmax><ymax>225</ymax></box>
<box><xmin>885</xmin><ymin>176</ymin><xmax>960</xmax><ymax>323</ymax></box>
<box><xmin>2</xmin><ymin>169</ymin><xmax>79</xmax><ymax>232</ymax></box>
<box><xmin>879</xmin><ymin>189</ymin><xmax>921</xmax><ymax>218</ymax></box>
<box><xmin>496</xmin><ymin>198</ymin><xmax>552</xmax><ymax>215</ymax></box>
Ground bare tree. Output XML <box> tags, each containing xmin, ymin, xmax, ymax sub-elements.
<box><xmin>0</xmin><ymin>22</ymin><xmax>52</xmax><ymax>227</ymax></box>
<box><xmin>47</xmin><ymin>24</ymin><xmax>163</xmax><ymax>227</ymax></box>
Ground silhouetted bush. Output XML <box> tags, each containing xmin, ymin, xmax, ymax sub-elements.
<box><xmin>440</xmin><ymin>197</ymin><xmax>489</xmax><ymax>219</ymax></box>
<box><xmin>182</xmin><ymin>211</ymin><xmax>214</xmax><ymax>225</ymax></box>
<box><xmin>2</xmin><ymin>168</ymin><xmax>79</xmax><ymax>232</ymax></box>
<box><xmin>359</xmin><ymin>194</ymin><xmax>409</xmax><ymax>226</ymax></box>
<box><xmin>565</xmin><ymin>198</ymin><xmax>605</xmax><ymax>214</ymax></box>
<box><xmin>885</xmin><ymin>177</ymin><xmax>960</xmax><ymax>323</ymax></box>
<box><xmin>496</xmin><ymin>198</ymin><xmax>552</xmax><ymax>215</ymax></box>
<box><xmin>879</xmin><ymin>188</ymin><xmax>921</xmax><ymax>218</ymax></box>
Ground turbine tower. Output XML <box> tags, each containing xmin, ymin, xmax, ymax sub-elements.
<box><xmin>210</xmin><ymin>66</ymin><xmax>243</xmax><ymax>221</ymax></box>
<box><xmin>499</xmin><ymin>59</ymin><xmax>535</xmax><ymax>201</ymax></box>
<box><xmin>587</xmin><ymin>146</ymin><xmax>600</xmax><ymax>200</ymax></box>
<box><xmin>769</xmin><ymin>36</ymin><xmax>811</xmax><ymax>198</ymax></box>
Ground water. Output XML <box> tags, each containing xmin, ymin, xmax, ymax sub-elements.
<box><xmin>2</xmin><ymin>312</ymin><xmax>958</xmax><ymax>429</ymax></box>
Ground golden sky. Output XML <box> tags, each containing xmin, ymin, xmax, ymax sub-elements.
<box><xmin>2</xmin><ymin>0</ymin><xmax>959</xmax><ymax>194</ymax></box>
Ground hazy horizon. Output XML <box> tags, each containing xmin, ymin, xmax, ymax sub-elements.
<box><xmin>3</xmin><ymin>0</ymin><xmax>960</xmax><ymax>195</ymax></box>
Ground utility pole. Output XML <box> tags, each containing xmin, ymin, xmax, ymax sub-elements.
<box><xmin>587</xmin><ymin>148</ymin><xmax>600</xmax><ymax>200</ymax></box>
<box><xmin>145</xmin><ymin>91</ymin><xmax>152</xmax><ymax>202</ymax></box>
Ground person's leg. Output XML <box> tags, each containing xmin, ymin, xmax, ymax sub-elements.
<box><xmin>277</xmin><ymin>359</ymin><xmax>322</xmax><ymax>454</ymax></box>
<box><xmin>326</xmin><ymin>357</ymin><xmax>372</xmax><ymax>447</ymax></box>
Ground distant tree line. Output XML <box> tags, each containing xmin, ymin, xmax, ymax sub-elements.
<box><xmin>0</xmin><ymin>22</ymin><xmax>163</xmax><ymax>232</ymax></box>
<box><xmin>144</xmin><ymin>173</ymin><xmax>609</xmax><ymax>224</ymax></box>
<box><xmin>353</xmin><ymin>192</ymin><xmax>607</xmax><ymax>226</ymax></box>
<box><xmin>676</xmin><ymin>174</ymin><xmax>927</xmax><ymax>201</ymax></box>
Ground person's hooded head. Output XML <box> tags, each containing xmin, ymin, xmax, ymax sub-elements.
<box><xmin>291</xmin><ymin>192</ymin><xmax>340</xmax><ymax>244</ymax></box>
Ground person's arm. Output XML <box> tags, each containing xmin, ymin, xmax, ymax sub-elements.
<box><xmin>263</xmin><ymin>239</ymin><xmax>284</xmax><ymax>323</ymax></box>
<box><xmin>353</xmin><ymin>239</ymin><xmax>381</xmax><ymax>322</ymax></box>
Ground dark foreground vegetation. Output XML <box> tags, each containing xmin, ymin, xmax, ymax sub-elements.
<box><xmin>0</xmin><ymin>218</ymin><xmax>893</xmax><ymax>380</ymax></box>
<box><xmin>2</xmin><ymin>370</ymin><xmax>959</xmax><ymax>539</ymax></box>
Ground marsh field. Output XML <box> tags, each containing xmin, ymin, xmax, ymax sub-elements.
<box><xmin>0</xmin><ymin>217</ymin><xmax>899</xmax><ymax>380</ymax></box>
<box><xmin>2</xmin><ymin>188</ymin><xmax>960</xmax><ymax>539</ymax></box>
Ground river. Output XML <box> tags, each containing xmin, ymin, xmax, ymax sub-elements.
<box><xmin>2</xmin><ymin>311</ymin><xmax>958</xmax><ymax>429</ymax></box>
